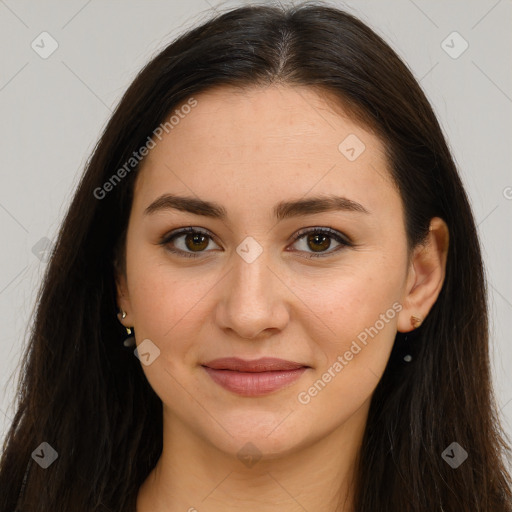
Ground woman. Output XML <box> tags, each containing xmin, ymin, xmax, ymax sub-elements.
<box><xmin>1</xmin><ymin>3</ymin><xmax>511</xmax><ymax>511</ymax></box>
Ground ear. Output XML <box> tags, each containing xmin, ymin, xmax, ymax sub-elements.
<box><xmin>397</xmin><ymin>217</ymin><xmax>449</xmax><ymax>333</ymax></box>
<box><xmin>114</xmin><ymin>261</ymin><xmax>132</xmax><ymax>328</ymax></box>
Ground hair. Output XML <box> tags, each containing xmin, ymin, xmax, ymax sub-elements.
<box><xmin>1</xmin><ymin>2</ymin><xmax>511</xmax><ymax>511</ymax></box>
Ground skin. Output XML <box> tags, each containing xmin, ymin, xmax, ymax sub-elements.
<box><xmin>115</xmin><ymin>84</ymin><xmax>449</xmax><ymax>512</ymax></box>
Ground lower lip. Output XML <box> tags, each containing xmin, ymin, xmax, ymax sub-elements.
<box><xmin>202</xmin><ymin>366</ymin><xmax>308</xmax><ymax>396</ymax></box>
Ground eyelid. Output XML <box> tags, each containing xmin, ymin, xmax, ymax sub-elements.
<box><xmin>159</xmin><ymin>226</ymin><xmax>352</xmax><ymax>259</ymax></box>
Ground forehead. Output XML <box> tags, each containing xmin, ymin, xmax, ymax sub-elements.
<box><xmin>160</xmin><ymin>84</ymin><xmax>379</xmax><ymax>153</ymax></box>
<box><xmin>133</xmin><ymin>84</ymin><xmax>397</xmax><ymax>219</ymax></box>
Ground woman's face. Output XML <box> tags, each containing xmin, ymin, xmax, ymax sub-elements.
<box><xmin>117</xmin><ymin>85</ymin><xmax>421</xmax><ymax>458</ymax></box>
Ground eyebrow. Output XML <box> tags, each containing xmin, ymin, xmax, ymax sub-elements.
<box><xmin>144</xmin><ymin>193</ymin><xmax>370</xmax><ymax>220</ymax></box>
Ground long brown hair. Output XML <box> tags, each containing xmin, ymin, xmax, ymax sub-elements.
<box><xmin>1</xmin><ymin>3</ymin><xmax>511</xmax><ymax>511</ymax></box>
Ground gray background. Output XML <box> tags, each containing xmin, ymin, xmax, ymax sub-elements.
<box><xmin>1</xmin><ymin>0</ymin><xmax>511</xmax><ymax>449</ymax></box>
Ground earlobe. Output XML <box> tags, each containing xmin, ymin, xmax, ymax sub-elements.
<box><xmin>397</xmin><ymin>217</ymin><xmax>449</xmax><ymax>333</ymax></box>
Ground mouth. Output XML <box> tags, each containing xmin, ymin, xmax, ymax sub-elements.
<box><xmin>201</xmin><ymin>357</ymin><xmax>310</xmax><ymax>396</ymax></box>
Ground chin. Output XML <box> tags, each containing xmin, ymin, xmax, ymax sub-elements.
<box><xmin>197</xmin><ymin>412</ymin><xmax>316</xmax><ymax>462</ymax></box>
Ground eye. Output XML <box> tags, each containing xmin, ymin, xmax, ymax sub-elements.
<box><xmin>160</xmin><ymin>227</ymin><xmax>220</xmax><ymax>258</ymax></box>
<box><xmin>288</xmin><ymin>227</ymin><xmax>352</xmax><ymax>258</ymax></box>
<box><xmin>159</xmin><ymin>226</ymin><xmax>352</xmax><ymax>259</ymax></box>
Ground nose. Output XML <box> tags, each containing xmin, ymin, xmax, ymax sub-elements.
<box><xmin>214</xmin><ymin>248</ymin><xmax>290</xmax><ymax>340</ymax></box>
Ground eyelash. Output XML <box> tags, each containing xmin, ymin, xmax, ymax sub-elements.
<box><xmin>159</xmin><ymin>226</ymin><xmax>352</xmax><ymax>259</ymax></box>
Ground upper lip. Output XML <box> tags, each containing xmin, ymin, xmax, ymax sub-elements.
<box><xmin>202</xmin><ymin>357</ymin><xmax>308</xmax><ymax>372</ymax></box>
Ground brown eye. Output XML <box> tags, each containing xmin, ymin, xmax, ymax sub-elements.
<box><xmin>160</xmin><ymin>226</ymin><xmax>351</xmax><ymax>260</ymax></box>
<box><xmin>161</xmin><ymin>228</ymin><xmax>220</xmax><ymax>258</ymax></box>
<box><xmin>290</xmin><ymin>227</ymin><xmax>351</xmax><ymax>258</ymax></box>
<box><xmin>306</xmin><ymin>233</ymin><xmax>332</xmax><ymax>252</ymax></box>
<box><xmin>183</xmin><ymin>232</ymin><xmax>209</xmax><ymax>252</ymax></box>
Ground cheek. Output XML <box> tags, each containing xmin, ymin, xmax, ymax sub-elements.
<box><xmin>125</xmin><ymin>254</ymin><xmax>211</xmax><ymax>403</ymax></box>
<box><xmin>299</xmin><ymin>260</ymin><xmax>403</xmax><ymax>351</ymax></box>
<box><xmin>126</xmin><ymin>247</ymin><xmax>220</xmax><ymax>354</ymax></box>
<box><xmin>293</xmin><ymin>257</ymin><xmax>406</xmax><ymax>420</ymax></box>
<box><xmin>295</xmin><ymin>269</ymin><xmax>402</xmax><ymax>418</ymax></box>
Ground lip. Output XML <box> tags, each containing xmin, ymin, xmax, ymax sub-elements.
<box><xmin>203</xmin><ymin>357</ymin><xmax>307</xmax><ymax>372</ymax></box>
<box><xmin>202</xmin><ymin>357</ymin><xmax>309</xmax><ymax>396</ymax></box>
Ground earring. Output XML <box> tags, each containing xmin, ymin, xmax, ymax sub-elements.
<box><xmin>117</xmin><ymin>308</ymin><xmax>132</xmax><ymax>333</ymax></box>
<box><xmin>410</xmin><ymin>315</ymin><xmax>422</xmax><ymax>329</ymax></box>
<box><xmin>118</xmin><ymin>308</ymin><xmax>136</xmax><ymax>347</ymax></box>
